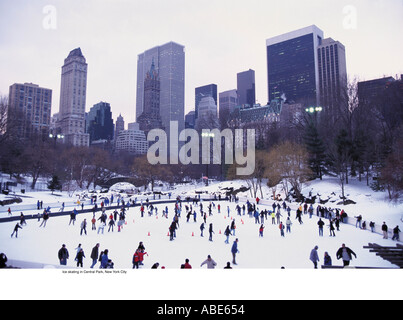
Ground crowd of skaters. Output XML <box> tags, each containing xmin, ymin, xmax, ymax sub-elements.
<box><xmin>4</xmin><ymin>191</ymin><xmax>402</xmax><ymax>269</ymax></box>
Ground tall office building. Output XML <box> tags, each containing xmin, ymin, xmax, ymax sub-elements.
<box><xmin>137</xmin><ymin>60</ymin><xmax>163</xmax><ymax>135</ymax></box>
<box><xmin>317</xmin><ymin>38</ymin><xmax>347</xmax><ymax>110</ymax></box>
<box><xmin>115</xmin><ymin>114</ymin><xmax>125</xmax><ymax>136</ymax></box>
<box><xmin>195</xmin><ymin>84</ymin><xmax>217</xmax><ymax>120</ymax></box>
<box><xmin>136</xmin><ymin>41</ymin><xmax>185</xmax><ymax>133</ymax></box>
<box><xmin>185</xmin><ymin>111</ymin><xmax>196</xmax><ymax>129</ymax></box>
<box><xmin>86</xmin><ymin>101</ymin><xmax>114</xmax><ymax>143</ymax></box>
<box><xmin>266</xmin><ymin>25</ymin><xmax>324</xmax><ymax>106</ymax></box>
<box><xmin>219</xmin><ymin>89</ymin><xmax>239</xmax><ymax>117</ymax></box>
<box><xmin>237</xmin><ymin>69</ymin><xmax>256</xmax><ymax>106</ymax></box>
<box><xmin>8</xmin><ymin>82</ymin><xmax>52</xmax><ymax>139</ymax></box>
<box><xmin>58</xmin><ymin>48</ymin><xmax>90</xmax><ymax>147</ymax></box>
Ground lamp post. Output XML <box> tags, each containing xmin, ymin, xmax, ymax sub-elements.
<box><xmin>305</xmin><ymin>106</ymin><xmax>323</xmax><ymax>125</ymax></box>
<box><xmin>305</xmin><ymin>106</ymin><xmax>323</xmax><ymax>114</ymax></box>
<box><xmin>49</xmin><ymin>133</ymin><xmax>65</xmax><ymax>146</ymax></box>
<box><xmin>201</xmin><ymin>132</ymin><xmax>215</xmax><ymax>186</ymax></box>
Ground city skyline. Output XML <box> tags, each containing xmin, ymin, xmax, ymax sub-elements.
<box><xmin>0</xmin><ymin>0</ymin><xmax>402</xmax><ymax>124</ymax></box>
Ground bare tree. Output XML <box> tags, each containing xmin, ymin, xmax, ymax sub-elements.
<box><xmin>266</xmin><ymin>141</ymin><xmax>312</xmax><ymax>200</ymax></box>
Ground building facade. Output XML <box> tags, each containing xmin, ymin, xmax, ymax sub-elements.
<box><xmin>86</xmin><ymin>101</ymin><xmax>114</xmax><ymax>143</ymax></box>
<box><xmin>197</xmin><ymin>96</ymin><xmax>218</xmax><ymax>119</ymax></box>
<box><xmin>137</xmin><ymin>60</ymin><xmax>163</xmax><ymax>135</ymax></box>
<box><xmin>8</xmin><ymin>83</ymin><xmax>52</xmax><ymax>139</ymax></box>
<box><xmin>237</xmin><ymin>69</ymin><xmax>256</xmax><ymax>107</ymax></box>
<box><xmin>136</xmin><ymin>42</ymin><xmax>185</xmax><ymax>134</ymax></box>
<box><xmin>195</xmin><ymin>84</ymin><xmax>218</xmax><ymax>120</ymax></box>
<box><xmin>317</xmin><ymin>38</ymin><xmax>347</xmax><ymax>112</ymax></box>
<box><xmin>115</xmin><ymin>122</ymin><xmax>148</xmax><ymax>155</ymax></box>
<box><xmin>219</xmin><ymin>89</ymin><xmax>239</xmax><ymax>118</ymax></box>
<box><xmin>185</xmin><ymin>111</ymin><xmax>196</xmax><ymax>129</ymax></box>
<box><xmin>58</xmin><ymin>48</ymin><xmax>90</xmax><ymax>147</ymax></box>
<box><xmin>266</xmin><ymin>25</ymin><xmax>324</xmax><ymax>106</ymax></box>
<box><xmin>230</xmin><ymin>100</ymin><xmax>282</xmax><ymax>124</ymax></box>
<box><xmin>357</xmin><ymin>76</ymin><xmax>396</xmax><ymax>106</ymax></box>
<box><xmin>115</xmin><ymin>114</ymin><xmax>125</xmax><ymax>137</ymax></box>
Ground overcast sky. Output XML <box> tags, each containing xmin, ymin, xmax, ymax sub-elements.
<box><xmin>0</xmin><ymin>0</ymin><xmax>402</xmax><ymax>124</ymax></box>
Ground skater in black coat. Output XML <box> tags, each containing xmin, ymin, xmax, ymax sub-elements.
<box><xmin>11</xmin><ymin>223</ymin><xmax>22</xmax><ymax>238</ymax></box>
<box><xmin>209</xmin><ymin>223</ymin><xmax>214</xmax><ymax>242</ymax></box>
<box><xmin>58</xmin><ymin>244</ymin><xmax>69</xmax><ymax>266</ymax></box>
<box><xmin>336</xmin><ymin>244</ymin><xmax>357</xmax><ymax>267</ymax></box>
<box><xmin>76</xmin><ymin>248</ymin><xmax>85</xmax><ymax>268</ymax></box>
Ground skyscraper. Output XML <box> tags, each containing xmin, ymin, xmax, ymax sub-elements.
<box><xmin>86</xmin><ymin>101</ymin><xmax>114</xmax><ymax>143</ymax></box>
<box><xmin>115</xmin><ymin>114</ymin><xmax>125</xmax><ymax>136</ymax></box>
<box><xmin>219</xmin><ymin>89</ymin><xmax>238</xmax><ymax>115</ymax></box>
<box><xmin>137</xmin><ymin>60</ymin><xmax>163</xmax><ymax>135</ymax></box>
<box><xmin>317</xmin><ymin>38</ymin><xmax>347</xmax><ymax>110</ymax></box>
<box><xmin>266</xmin><ymin>25</ymin><xmax>324</xmax><ymax>106</ymax></box>
<box><xmin>58</xmin><ymin>48</ymin><xmax>90</xmax><ymax>147</ymax></box>
<box><xmin>237</xmin><ymin>69</ymin><xmax>256</xmax><ymax>106</ymax></box>
<box><xmin>185</xmin><ymin>111</ymin><xmax>196</xmax><ymax>129</ymax></box>
<box><xmin>8</xmin><ymin>82</ymin><xmax>52</xmax><ymax>139</ymax></box>
<box><xmin>195</xmin><ymin>84</ymin><xmax>218</xmax><ymax>120</ymax></box>
<box><xmin>136</xmin><ymin>41</ymin><xmax>185</xmax><ymax>133</ymax></box>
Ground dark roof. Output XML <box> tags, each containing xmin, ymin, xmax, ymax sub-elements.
<box><xmin>68</xmin><ymin>48</ymin><xmax>84</xmax><ymax>58</ymax></box>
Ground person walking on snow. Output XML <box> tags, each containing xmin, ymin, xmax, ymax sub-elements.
<box><xmin>329</xmin><ymin>220</ymin><xmax>336</xmax><ymax>237</ymax></box>
<box><xmin>58</xmin><ymin>244</ymin><xmax>69</xmax><ymax>266</ymax></box>
<box><xmin>382</xmin><ymin>222</ymin><xmax>388</xmax><ymax>239</ymax></box>
<box><xmin>271</xmin><ymin>211</ymin><xmax>276</xmax><ymax>224</ymax></box>
<box><xmin>224</xmin><ymin>226</ymin><xmax>231</xmax><ymax>244</ymax></box>
<box><xmin>231</xmin><ymin>219</ymin><xmax>236</xmax><ymax>236</ymax></box>
<box><xmin>286</xmin><ymin>217</ymin><xmax>292</xmax><ymax>233</ymax></box>
<box><xmin>209</xmin><ymin>223</ymin><xmax>214</xmax><ymax>242</ymax></box>
<box><xmin>200</xmin><ymin>255</ymin><xmax>217</xmax><ymax>269</ymax></box>
<box><xmin>80</xmin><ymin>219</ymin><xmax>87</xmax><ymax>236</ymax></box>
<box><xmin>259</xmin><ymin>224</ymin><xmax>265</xmax><ymax>237</ymax></box>
<box><xmin>91</xmin><ymin>216</ymin><xmax>96</xmax><ymax>230</ymax></box>
<box><xmin>90</xmin><ymin>243</ymin><xmax>100</xmax><ymax>269</ymax></box>
<box><xmin>231</xmin><ymin>238</ymin><xmax>239</xmax><ymax>265</ymax></box>
<box><xmin>336</xmin><ymin>244</ymin><xmax>357</xmax><ymax>267</ymax></box>
<box><xmin>318</xmin><ymin>219</ymin><xmax>325</xmax><ymax>237</ymax></box>
<box><xmin>11</xmin><ymin>223</ymin><xmax>22</xmax><ymax>238</ymax></box>
<box><xmin>20</xmin><ymin>213</ymin><xmax>27</xmax><ymax>226</ymax></box>
<box><xmin>200</xmin><ymin>223</ymin><xmax>205</xmax><ymax>237</ymax></box>
<box><xmin>39</xmin><ymin>210</ymin><xmax>49</xmax><ymax>228</ymax></box>
<box><xmin>279</xmin><ymin>222</ymin><xmax>285</xmax><ymax>237</ymax></box>
<box><xmin>132</xmin><ymin>249</ymin><xmax>141</xmax><ymax>269</ymax></box>
<box><xmin>108</xmin><ymin>218</ymin><xmax>115</xmax><ymax>232</ymax></box>
<box><xmin>310</xmin><ymin>246</ymin><xmax>320</xmax><ymax>269</ymax></box>
<box><xmin>76</xmin><ymin>248</ymin><xmax>85</xmax><ymax>268</ymax></box>
<box><xmin>392</xmin><ymin>226</ymin><xmax>401</xmax><ymax>241</ymax></box>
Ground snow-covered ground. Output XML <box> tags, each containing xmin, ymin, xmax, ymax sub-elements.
<box><xmin>0</xmin><ymin>176</ymin><xmax>402</xmax><ymax>269</ymax></box>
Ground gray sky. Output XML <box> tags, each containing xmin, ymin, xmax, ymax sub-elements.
<box><xmin>0</xmin><ymin>0</ymin><xmax>402</xmax><ymax>124</ymax></box>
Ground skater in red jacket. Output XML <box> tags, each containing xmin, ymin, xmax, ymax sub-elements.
<box><xmin>132</xmin><ymin>250</ymin><xmax>140</xmax><ymax>269</ymax></box>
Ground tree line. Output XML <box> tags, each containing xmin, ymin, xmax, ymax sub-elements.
<box><xmin>1</xmin><ymin>76</ymin><xmax>402</xmax><ymax>200</ymax></box>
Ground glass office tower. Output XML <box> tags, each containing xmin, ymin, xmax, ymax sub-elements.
<box><xmin>266</xmin><ymin>25</ymin><xmax>324</xmax><ymax>106</ymax></box>
<box><xmin>136</xmin><ymin>42</ymin><xmax>185</xmax><ymax>134</ymax></box>
<box><xmin>237</xmin><ymin>69</ymin><xmax>256</xmax><ymax>107</ymax></box>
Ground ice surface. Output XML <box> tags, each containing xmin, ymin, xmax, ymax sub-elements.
<box><xmin>1</xmin><ymin>176</ymin><xmax>401</xmax><ymax>269</ymax></box>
